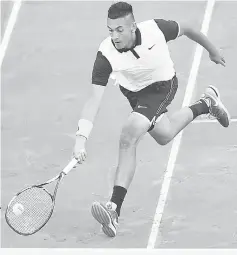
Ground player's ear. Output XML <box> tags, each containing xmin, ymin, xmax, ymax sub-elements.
<box><xmin>131</xmin><ymin>22</ymin><xmax>137</xmax><ymax>33</ymax></box>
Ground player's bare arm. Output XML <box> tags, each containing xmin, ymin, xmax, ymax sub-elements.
<box><xmin>73</xmin><ymin>85</ymin><xmax>105</xmax><ymax>163</ymax></box>
<box><xmin>79</xmin><ymin>84</ymin><xmax>105</xmax><ymax>123</ymax></box>
<box><xmin>178</xmin><ymin>23</ymin><xmax>226</xmax><ymax>66</ymax></box>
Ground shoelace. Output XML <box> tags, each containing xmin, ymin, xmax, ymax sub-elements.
<box><xmin>202</xmin><ymin>95</ymin><xmax>219</xmax><ymax>120</ymax></box>
<box><xmin>107</xmin><ymin>208</ymin><xmax>118</xmax><ymax>225</ymax></box>
<box><xmin>209</xmin><ymin>101</ymin><xmax>223</xmax><ymax>120</ymax></box>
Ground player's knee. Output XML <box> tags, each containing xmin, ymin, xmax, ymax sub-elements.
<box><xmin>157</xmin><ymin>137</ymin><xmax>171</xmax><ymax>146</ymax></box>
<box><xmin>119</xmin><ymin>129</ymin><xmax>139</xmax><ymax>149</ymax></box>
<box><xmin>119</xmin><ymin>113</ymin><xmax>151</xmax><ymax>149</ymax></box>
<box><xmin>119</xmin><ymin>136</ymin><xmax>134</xmax><ymax>149</ymax></box>
<box><xmin>119</xmin><ymin>123</ymin><xmax>145</xmax><ymax>149</ymax></box>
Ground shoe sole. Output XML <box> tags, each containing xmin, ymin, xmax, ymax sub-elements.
<box><xmin>206</xmin><ymin>85</ymin><xmax>230</xmax><ymax>127</ymax></box>
<box><xmin>91</xmin><ymin>202</ymin><xmax>116</xmax><ymax>237</ymax></box>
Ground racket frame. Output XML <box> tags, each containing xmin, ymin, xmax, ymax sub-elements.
<box><xmin>5</xmin><ymin>158</ymin><xmax>78</xmax><ymax>236</ymax></box>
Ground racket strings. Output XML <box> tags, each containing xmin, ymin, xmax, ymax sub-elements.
<box><xmin>6</xmin><ymin>187</ymin><xmax>54</xmax><ymax>235</ymax></box>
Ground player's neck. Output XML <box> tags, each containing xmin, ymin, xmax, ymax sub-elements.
<box><xmin>126</xmin><ymin>33</ymin><xmax>137</xmax><ymax>50</ymax></box>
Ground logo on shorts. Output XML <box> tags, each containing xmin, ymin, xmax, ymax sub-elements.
<box><xmin>137</xmin><ymin>105</ymin><xmax>147</xmax><ymax>109</ymax></box>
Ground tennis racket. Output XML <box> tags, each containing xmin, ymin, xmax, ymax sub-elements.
<box><xmin>5</xmin><ymin>158</ymin><xmax>78</xmax><ymax>236</ymax></box>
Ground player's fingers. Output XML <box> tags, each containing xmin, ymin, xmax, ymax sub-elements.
<box><xmin>72</xmin><ymin>148</ymin><xmax>87</xmax><ymax>166</ymax></box>
<box><xmin>78</xmin><ymin>156</ymin><xmax>83</xmax><ymax>164</ymax></box>
<box><xmin>214</xmin><ymin>59</ymin><xmax>225</xmax><ymax>67</ymax></box>
<box><xmin>220</xmin><ymin>60</ymin><xmax>226</xmax><ymax>67</ymax></box>
<box><xmin>77</xmin><ymin>151</ymin><xmax>86</xmax><ymax>164</ymax></box>
<box><xmin>73</xmin><ymin>154</ymin><xmax>81</xmax><ymax>164</ymax></box>
<box><xmin>221</xmin><ymin>58</ymin><xmax>226</xmax><ymax>66</ymax></box>
<box><xmin>72</xmin><ymin>153</ymin><xmax>82</xmax><ymax>166</ymax></box>
<box><xmin>81</xmin><ymin>151</ymin><xmax>87</xmax><ymax>161</ymax></box>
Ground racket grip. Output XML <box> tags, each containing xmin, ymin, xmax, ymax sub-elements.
<box><xmin>62</xmin><ymin>158</ymin><xmax>78</xmax><ymax>175</ymax></box>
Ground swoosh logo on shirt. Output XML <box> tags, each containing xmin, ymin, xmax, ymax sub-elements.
<box><xmin>148</xmin><ymin>44</ymin><xmax>156</xmax><ymax>50</ymax></box>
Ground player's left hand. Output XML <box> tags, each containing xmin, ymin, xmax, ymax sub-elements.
<box><xmin>209</xmin><ymin>52</ymin><xmax>226</xmax><ymax>67</ymax></box>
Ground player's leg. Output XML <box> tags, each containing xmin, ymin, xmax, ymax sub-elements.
<box><xmin>149</xmin><ymin>85</ymin><xmax>230</xmax><ymax>145</ymax></box>
<box><xmin>91</xmin><ymin>77</ymin><xmax>180</xmax><ymax>237</ymax></box>
<box><xmin>149</xmin><ymin>106</ymin><xmax>202</xmax><ymax>145</ymax></box>
<box><xmin>91</xmin><ymin>78</ymin><xmax>230</xmax><ymax>237</ymax></box>
<box><xmin>91</xmin><ymin>83</ymin><xmax>169</xmax><ymax>237</ymax></box>
<box><xmin>92</xmin><ymin>77</ymin><xmax>179</xmax><ymax>226</ymax></box>
<box><xmin>91</xmin><ymin>111</ymin><xmax>151</xmax><ymax>237</ymax></box>
<box><xmin>113</xmin><ymin>112</ymin><xmax>151</xmax><ymax>189</ymax></box>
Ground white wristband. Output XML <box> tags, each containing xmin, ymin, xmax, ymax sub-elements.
<box><xmin>76</xmin><ymin>119</ymin><xmax>93</xmax><ymax>139</ymax></box>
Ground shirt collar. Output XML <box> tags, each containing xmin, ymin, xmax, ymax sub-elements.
<box><xmin>111</xmin><ymin>28</ymin><xmax>142</xmax><ymax>53</ymax></box>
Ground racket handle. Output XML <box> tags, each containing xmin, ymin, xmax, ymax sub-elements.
<box><xmin>62</xmin><ymin>158</ymin><xmax>78</xmax><ymax>175</ymax></box>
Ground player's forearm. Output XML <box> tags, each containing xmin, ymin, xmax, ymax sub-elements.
<box><xmin>185</xmin><ymin>29</ymin><xmax>219</xmax><ymax>56</ymax></box>
<box><xmin>80</xmin><ymin>96</ymin><xmax>101</xmax><ymax>123</ymax></box>
<box><xmin>80</xmin><ymin>84</ymin><xmax>105</xmax><ymax>123</ymax></box>
<box><xmin>75</xmin><ymin>99</ymin><xmax>100</xmax><ymax>143</ymax></box>
<box><xmin>76</xmin><ymin>85</ymin><xmax>105</xmax><ymax>141</ymax></box>
<box><xmin>75</xmin><ymin>99</ymin><xmax>100</xmax><ymax>142</ymax></box>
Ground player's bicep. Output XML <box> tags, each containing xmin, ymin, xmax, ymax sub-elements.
<box><xmin>178</xmin><ymin>22</ymin><xmax>192</xmax><ymax>37</ymax></box>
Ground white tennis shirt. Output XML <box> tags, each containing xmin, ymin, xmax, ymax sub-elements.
<box><xmin>92</xmin><ymin>19</ymin><xmax>180</xmax><ymax>92</ymax></box>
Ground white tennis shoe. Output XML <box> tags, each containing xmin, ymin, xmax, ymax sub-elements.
<box><xmin>91</xmin><ymin>201</ymin><xmax>118</xmax><ymax>237</ymax></box>
<box><xmin>201</xmin><ymin>85</ymin><xmax>230</xmax><ymax>127</ymax></box>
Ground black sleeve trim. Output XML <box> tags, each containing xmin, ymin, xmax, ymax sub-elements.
<box><xmin>154</xmin><ymin>19</ymin><xmax>179</xmax><ymax>42</ymax></box>
<box><xmin>92</xmin><ymin>51</ymin><xmax>112</xmax><ymax>86</ymax></box>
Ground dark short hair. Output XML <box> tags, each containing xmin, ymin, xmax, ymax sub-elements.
<box><xmin>108</xmin><ymin>1</ymin><xmax>134</xmax><ymax>19</ymax></box>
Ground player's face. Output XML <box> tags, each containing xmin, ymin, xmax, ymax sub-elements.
<box><xmin>107</xmin><ymin>15</ymin><xmax>136</xmax><ymax>50</ymax></box>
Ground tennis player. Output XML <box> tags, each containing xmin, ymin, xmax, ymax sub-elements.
<box><xmin>73</xmin><ymin>2</ymin><xmax>230</xmax><ymax>237</ymax></box>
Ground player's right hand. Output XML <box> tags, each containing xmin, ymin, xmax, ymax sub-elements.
<box><xmin>73</xmin><ymin>136</ymin><xmax>87</xmax><ymax>164</ymax></box>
